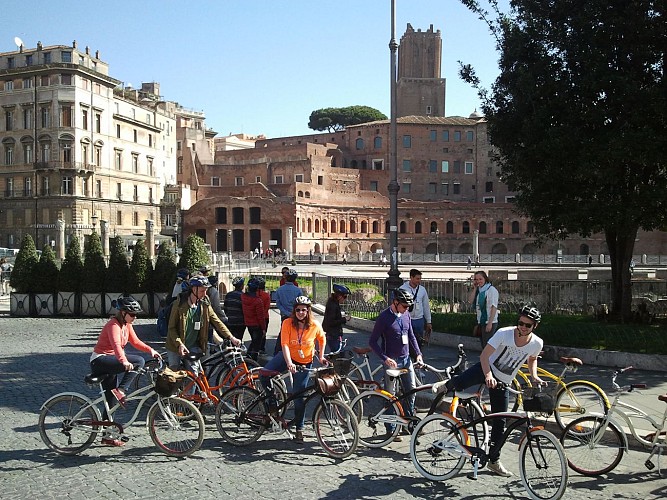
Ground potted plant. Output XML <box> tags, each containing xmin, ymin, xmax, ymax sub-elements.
<box><xmin>104</xmin><ymin>235</ymin><xmax>130</xmax><ymax>315</ymax></box>
<box><xmin>57</xmin><ymin>236</ymin><xmax>84</xmax><ymax>315</ymax></box>
<box><xmin>33</xmin><ymin>244</ymin><xmax>59</xmax><ymax>316</ymax></box>
<box><xmin>151</xmin><ymin>242</ymin><xmax>177</xmax><ymax>315</ymax></box>
<box><xmin>80</xmin><ymin>231</ymin><xmax>106</xmax><ymax>316</ymax></box>
<box><xmin>128</xmin><ymin>238</ymin><xmax>152</xmax><ymax>315</ymax></box>
<box><xmin>9</xmin><ymin>234</ymin><xmax>39</xmax><ymax>316</ymax></box>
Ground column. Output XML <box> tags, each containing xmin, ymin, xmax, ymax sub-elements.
<box><xmin>56</xmin><ymin>219</ymin><xmax>66</xmax><ymax>261</ymax></box>
<box><xmin>100</xmin><ymin>220</ymin><xmax>110</xmax><ymax>260</ymax></box>
<box><xmin>473</xmin><ymin>229</ymin><xmax>480</xmax><ymax>264</ymax></box>
<box><xmin>145</xmin><ymin>219</ymin><xmax>155</xmax><ymax>260</ymax></box>
<box><xmin>287</xmin><ymin>226</ymin><xmax>293</xmax><ymax>259</ymax></box>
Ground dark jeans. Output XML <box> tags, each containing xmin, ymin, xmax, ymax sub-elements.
<box><xmin>90</xmin><ymin>353</ymin><xmax>146</xmax><ymax>418</ymax></box>
<box><xmin>326</xmin><ymin>334</ymin><xmax>343</xmax><ymax>353</ymax></box>
<box><xmin>260</xmin><ymin>353</ymin><xmax>311</xmax><ymax>431</ymax></box>
<box><xmin>448</xmin><ymin>362</ymin><xmax>509</xmax><ymax>462</ymax></box>
<box><xmin>247</xmin><ymin>326</ymin><xmax>263</xmax><ymax>360</ymax></box>
<box><xmin>228</xmin><ymin>324</ymin><xmax>246</xmax><ymax>342</ymax></box>
<box><xmin>260</xmin><ymin>317</ymin><xmax>269</xmax><ymax>352</ymax></box>
<box><xmin>479</xmin><ymin>323</ymin><xmax>499</xmax><ymax>349</ymax></box>
<box><xmin>273</xmin><ymin>316</ymin><xmax>290</xmax><ymax>355</ymax></box>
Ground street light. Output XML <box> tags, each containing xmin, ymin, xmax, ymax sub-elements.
<box><xmin>91</xmin><ymin>214</ymin><xmax>98</xmax><ymax>232</ymax></box>
<box><xmin>435</xmin><ymin>229</ymin><xmax>440</xmax><ymax>262</ymax></box>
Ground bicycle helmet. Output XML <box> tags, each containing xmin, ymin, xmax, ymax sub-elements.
<box><xmin>519</xmin><ymin>305</ymin><xmax>541</xmax><ymax>323</ymax></box>
<box><xmin>208</xmin><ymin>274</ymin><xmax>219</xmax><ymax>287</ymax></box>
<box><xmin>176</xmin><ymin>268</ymin><xmax>190</xmax><ymax>280</ymax></box>
<box><xmin>114</xmin><ymin>295</ymin><xmax>143</xmax><ymax>313</ymax></box>
<box><xmin>393</xmin><ymin>288</ymin><xmax>415</xmax><ymax>307</ymax></box>
<box><xmin>254</xmin><ymin>276</ymin><xmax>266</xmax><ymax>289</ymax></box>
<box><xmin>285</xmin><ymin>269</ymin><xmax>298</xmax><ymax>282</ymax></box>
<box><xmin>333</xmin><ymin>283</ymin><xmax>351</xmax><ymax>296</ymax></box>
<box><xmin>198</xmin><ymin>265</ymin><xmax>212</xmax><ymax>275</ymax></box>
<box><xmin>294</xmin><ymin>295</ymin><xmax>312</xmax><ymax>307</ymax></box>
<box><xmin>231</xmin><ymin>276</ymin><xmax>245</xmax><ymax>287</ymax></box>
<box><xmin>189</xmin><ymin>276</ymin><xmax>211</xmax><ymax>288</ymax></box>
<box><xmin>247</xmin><ymin>277</ymin><xmax>260</xmax><ymax>292</ymax></box>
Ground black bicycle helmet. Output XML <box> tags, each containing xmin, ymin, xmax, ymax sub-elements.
<box><xmin>393</xmin><ymin>288</ymin><xmax>415</xmax><ymax>307</ymax></box>
<box><xmin>333</xmin><ymin>283</ymin><xmax>351</xmax><ymax>295</ymax></box>
<box><xmin>294</xmin><ymin>295</ymin><xmax>312</xmax><ymax>307</ymax></box>
<box><xmin>519</xmin><ymin>305</ymin><xmax>541</xmax><ymax>323</ymax></box>
<box><xmin>254</xmin><ymin>276</ymin><xmax>266</xmax><ymax>289</ymax></box>
<box><xmin>285</xmin><ymin>269</ymin><xmax>298</xmax><ymax>282</ymax></box>
<box><xmin>114</xmin><ymin>295</ymin><xmax>143</xmax><ymax>313</ymax></box>
<box><xmin>232</xmin><ymin>276</ymin><xmax>245</xmax><ymax>287</ymax></box>
<box><xmin>176</xmin><ymin>268</ymin><xmax>190</xmax><ymax>280</ymax></box>
<box><xmin>247</xmin><ymin>277</ymin><xmax>260</xmax><ymax>292</ymax></box>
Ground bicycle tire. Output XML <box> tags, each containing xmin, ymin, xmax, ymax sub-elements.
<box><xmin>410</xmin><ymin>413</ymin><xmax>467</xmax><ymax>481</ymax></box>
<box><xmin>131</xmin><ymin>358</ymin><xmax>160</xmax><ymax>392</ymax></box>
<box><xmin>554</xmin><ymin>381</ymin><xmax>610</xmax><ymax>430</ymax></box>
<box><xmin>519</xmin><ymin>429</ymin><xmax>568</xmax><ymax>500</ymax></box>
<box><xmin>313</xmin><ymin>399</ymin><xmax>359</xmax><ymax>459</ymax></box>
<box><xmin>336</xmin><ymin>377</ymin><xmax>360</xmax><ymax>405</ymax></box>
<box><xmin>560</xmin><ymin>415</ymin><xmax>624</xmax><ymax>476</ymax></box>
<box><xmin>178</xmin><ymin>374</ymin><xmax>212</xmax><ymax>408</ymax></box>
<box><xmin>215</xmin><ymin>386</ymin><xmax>267</xmax><ymax>445</ymax></box>
<box><xmin>350</xmin><ymin>391</ymin><xmax>402</xmax><ymax>448</ymax></box>
<box><xmin>247</xmin><ymin>367</ymin><xmax>289</xmax><ymax>416</ymax></box>
<box><xmin>38</xmin><ymin>394</ymin><xmax>99</xmax><ymax>455</ymax></box>
<box><xmin>147</xmin><ymin>397</ymin><xmax>205</xmax><ymax>457</ymax></box>
<box><xmin>414</xmin><ymin>365</ymin><xmax>444</xmax><ymax>411</ymax></box>
<box><xmin>451</xmin><ymin>397</ymin><xmax>489</xmax><ymax>448</ymax></box>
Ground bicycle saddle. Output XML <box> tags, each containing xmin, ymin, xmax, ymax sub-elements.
<box><xmin>258</xmin><ymin>368</ymin><xmax>281</xmax><ymax>377</ymax></box>
<box><xmin>84</xmin><ymin>373</ymin><xmax>110</xmax><ymax>384</ymax></box>
<box><xmin>560</xmin><ymin>356</ymin><xmax>583</xmax><ymax>365</ymax></box>
<box><xmin>353</xmin><ymin>346</ymin><xmax>372</xmax><ymax>355</ymax></box>
<box><xmin>386</xmin><ymin>368</ymin><xmax>409</xmax><ymax>378</ymax></box>
<box><xmin>184</xmin><ymin>352</ymin><xmax>205</xmax><ymax>361</ymax></box>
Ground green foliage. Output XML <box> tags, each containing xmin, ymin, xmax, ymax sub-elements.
<box><xmin>152</xmin><ymin>242</ymin><xmax>177</xmax><ymax>293</ymax></box>
<box><xmin>58</xmin><ymin>236</ymin><xmax>83</xmax><ymax>292</ymax></box>
<box><xmin>177</xmin><ymin>234</ymin><xmax>210</xmax><ymax>274</ymax></box>
<box><xmin>105</xmin><ymin>236</ymin><xmax>130</xmax><ymax>292</ymax></box>
<box><xmin>10</xmin><ymin>234</ymin><xmax>39</xmax><ymax>293</ymax></box>
<box><xmin>33</xmin><ymin>245</ymin><xmax>59</xmax><ymax>294</ymax></box>
<box><xmin>458</xmin><ymin>0</ymin><xmax>667</xmax><ymax>320</ymax></box>
<box><xmin>81</xmin><ymin>232</ymin><xmax>106</xmax><ymax>293</ymax></box>
<box><xmin>129</xmin><ymin>239</ymin><xmax>152</xmax><ymax>292</ymax></box>
<box><xmin>308</xmin><ymin>106</ymin><xmax>387</xmax><ymax>132</ymax></box>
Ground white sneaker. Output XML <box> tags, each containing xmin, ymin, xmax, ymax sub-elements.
<box><xmin>488</xmin><ymin>460</ymin><xmax>513</xmax><ymax>477</ymax></box>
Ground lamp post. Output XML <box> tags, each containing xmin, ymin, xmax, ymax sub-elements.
<box><xmin>91</xmin><ymin>214</ymin><xmax>98</xmax><ymax>232</ymax></box>
<box><xmin>386</xmin><ymin>0</ymin><xmax>402</xmax><ymax>293</ymax></box>
<box><xmin>227</xmin><ymin>229</ymin><xmax>232</xmax><ymax>270</ymax></box>
<box><xmin>435</xmin><ymin>229</ymin><xmax>440</xmax><ymax>262</ymax></box>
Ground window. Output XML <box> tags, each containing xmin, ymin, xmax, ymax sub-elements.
<box><xmin>42</xmin><ymin>176</ymin><xmax>49</xmax><ymax>195</ymax></box>
<box><xmin>80</xmin><ymin>178</ymin><xmax>87</xmax><ymax>197</ymax></box>
<box><xmin>232</xmin><ymin>207</ymin><xmax>244</xmax><ymax>224</ymax></box>
<box><xmin>95</xmin><ymin>113</ymin><xmax>101</xmax><ymax>133</ymax></box>
<box><xmin>235</xmin><ymin>177</ymin><xmax>244</xmax><ymax>186</ymax></box>
<box><xmin>133</xmin><ymin>212</ymin><xmax>139</xmax><ymax>226</ymax></box>
<box><xmin>43</xmin><ymin>52</ymin><xmax>51</xmax><ymax>64</ymax></box>
<box><xmin>274</xmin><ymin>175</ymin><xmax>283</xmax><ymax>184</ymax></box>
<box><xmin>462</xmin><ymin>221</ymin><xmax>470</xmax><ymax>234</ymax></box>
<box><xmin>148</xmin><ymin>134</ymin><xmax>152</xmax><ymax>147</ymax></box>
<box><xmin>512</xmin><ymin>221</ymin><xmax>520</xmax><ymax>234</ymax></box>
<box><xmin>147</xmin><ymin>158</ymin><xmax>154</xmax><ymax>176</ymax></box>
<box><xmin>402</xmin><ymin>135</ymin><xmax>411</xmax><ymax>148</ymax></box>
<box><xmin>317</xmin><ymin>176</ymin><xmax>323</xmax><ymax>185</ymax></box>
<box><xmin>399</xmin><ymin>221</ymin><xmax>407</xmax><ymax>233</ymax></box>
<box><xmin>96</xmin><ymin>179</ymin><xmax>102</xmax><ymax>198</ymax></box>
<box><xmin>415</xmin><ymin>221</ymin><xmax>422</xmax><ymax>233</ymax></box>
<box><xmin>5</xmin><ymin>110</ymin><xmax>13</xmax><ymax>131</ymax></box>
<box><xmin>133</xmin><ymin>185</ymin><xmax>139</xmax><ymax>202</ymax></box>
<box><xmin>25</xmin><ymin>54</ymin><xmax>33</xmax><ymax>66</ymax></box>
<box><xmin>23</xmin><ymin>108</ymin><xmax>33</xmax><ymax>129</ymax></box>
<box><xmin>23</xmin><ymin>143</ymin><xmax>32</xmax><ymax>163</ymax></box>
<box><xmin>61</xmin><ymin>176</ymin><xmax>73</xmax><ymax>195</ymax></box>
<box><xmin>374</xmin><ymin>136</ymin><xmax>382</xmax><ymax>149</ymax></box>
<box><xmin>442</xmin><ymin>130</ymin><xmax>449</xmax><ymax>142</ymax></box>
<box><xmin>40</xmin><ymin>75</ymin><xmax>49</xmax><ymax>86</ymax></box>
<box><xmin>62</xmin><ymin>143</ymin><xmax>72</xmax><ymax>163</ymax></box>
<box><xmin>60</xmin><ymin>105</ymin><xmax>72</xmax><ymax>127</ymax></box>
<box><xmin>428</xmin><ymin>182</ymin><xmax>437</xmax><ymax>194</ymax></box>
<box><xmin>40</xmin><ymin>142</ymin><xmax>50</xmax><ymax>161</ymax></box>
<box><xmin>426</xmin><ymin>105</ymin><xmax>432</xmax><ymax>115</ymax></box>
<box><xmin>486</xmin><ymin>181</ymin><xmax>493</xmax><ymax>193</ymax></box>
<box><xmin>133</xmin><ymin>130</ymin><xmax>137</xmax><ymax>143</ymax></box>
<box><xmin>7</xmin><ymin>57</ymin><xmax>14</xmax><ymax>69</ymax></box>
<box><xmin>446</xmin><ymin>221</ymin><xmax>454</xmax><ymax>234</ymax></box>
<box><xmin>132</xmin><ymin>155</ymin><xmax>138</xmax><ymax>173</ymax></box>
<box><xmin>82</xmin><ymin>144</ymin><xmax>89</xmax><ymax>164</ymax></box>
<box><xmin>255</xmin><ymin>176</ymin><xmax>261</xmax><ymax>183</ymax></box>
<box><xmin>355</xmin><ymin>138</ymin><xmax>364</xmax><ymax>150</ymax></box>
<box><xmin>465</xmin><ymin>162</ymin><xmax>474</xmax><ymax>174</ymax></box>
<box><xmin>496</xmin><ymin>221</ymin><xmax>504</xmax><ymax>234</ymax></box>
<box><xmin>429</xmin><ymin>160</ymin><xmax>437</xmax><ymax>173</ymax></box>
<box><xmin>402</xmin><ymin>160</ymin><xmax>411</xmax><ymax>172</ymax></box>
<box><xmin>483</xmin><ymin>197</ymin><xmax>495</xmax><ymax>203</ymax></box>
<box><xmin>24</xmin><ymin>176</ymin><xmax>32</xmax><ymax>196</ymax></box>
<box><xmin>116</xmin><ymin>124</ymin><xmax>121</xmax><ymax>138</ymax></box>
<box><xmin>454</xmin><ymin>131</ymin><xmax>462</xmax><ymax>141</ymax></box>
<box><xmin>506</xmin><ymin>196</ymin><xmax>516</xmax><ymax>203</ymax></box>
<box><xmin>402</xmin><ymin>182</ymin><xmax>411</xmax><ymax>193</ymax></box>
<box><xmin>441</xmin><ymin>161</ymin><xmax>449</xmax><ymax>173</ymax></box>
<box><xmin>441</xmin><ymin>182</ymin><xmax>449</xmax><ymax>195</ymax></box>
<box><xmin>295</xmin><ymin>174</ymin><xmax>303</xmax><ymax>182</ymax></box>
<box><xmin>370</xmin><ymin>181</ymin><xmax>378</xmax><ymax>191</ymax></box>
<box><xmin>373</xmin><ymin>159</ymin><xmax>383</xmax><ymax>170</ymax></box>
<box><xmin>211</xmin><ymin>177</ymin><xmax>220</xmax><ymax>186</ymax></box>
<box><xmin>430</xmin><ymin>130</ymin><xmax>437</xmax><ymax>142</ymax></box>
<box><xmin>6</xmin><ymin>177</ymin><xmax>13</xmax><ymax>196</ymax></box>
<box><xmin>40</xmin><ymin>107</ymin><xmax>50</xmax><ymax>127</ymax></box>
<box><xmin>61</xmin><ymin>74</ymin><xmax>72</xmax><ymax>85</ymax></box>
<box><xmin>466</xmin><ymin>131</ymin><xmax>474</xmax><ymax>141</ymax></box>
<box><xmin>177</xmin><ymin>141</ymin><xmax>182</xmax><ymax>151</ymax></box>
<box><xmin>117</xmin><ymin>210</ymin><xmax>123</xmax><ymax>225</ymax></box>
<box><xmin>177</xmin><ymin>158</ymin><xmax>183</xmax><ymax>174</ymax></box>
<box><xmin>479</xmin><ymin>222</ymin><xmax>487</xmax><ymax>234</ymax></box>
<box><xmin>116</xmin><ymin>183</ymin><xmax>122</xmax><ymax>200</ymax></box>
<box><xmin>4</xmin><ymin>81</ymin><xmax>14</xmax><ymax>91</ymax></box>
<box><xmin>82</xmin><ymin>109</ymin><xmax>88</xmax><ymax>130</ymax></box>
<box><xmin>249</xmin><ymin>207</ymin><xmax>261</xmax><ymax>224</ymax></box>
<box><xmin>453</xmin><ymin>183</ymin><xmax>461</xmax><ymax>195</ymax></box>
<box><xmin>4</xmin><ymin>145</ymin><xmax>13</xmax><ymax>165</ymax></box>
<box><xmin>215</xmin><ymin>207</ymin><xmax>227</xmax><ymax>224</ymax></box>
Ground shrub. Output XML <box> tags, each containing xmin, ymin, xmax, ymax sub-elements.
<box><xmin>177</xmin><ymin>234</ymin><xmax>210</xmax><ymax>273</ymax></box>
<box><xmin>106</xmin><ymin>236</ymin><xmax>130</xmax><ymax>292</ymax></box>
<box><xmin>10</xmin><ymin>234</ymin><xmax>39</xmax><ymax>293</ymax></box>
<box><xmin>33</xmin><ymin>245</ymin><xmax>59</xmax><ymax>294</ymax></box>
<box><xmin>81</xmin><ymin>232</ymin><xmax>106</xmax><ymax>293</ymax></box>
<box><xmin>58</xmin><ymin>236</ymin><xmax>83</xmax><ymax>292</ymax></box>
<box><xmin>129</xmin><ymin>239</ymin><xmax>152</xmax><ymax>292</ymax></box>
<box><xmin>152</xmin><ymin>242</ymin><xmax>177</xmax><ymax>293</ymax></box>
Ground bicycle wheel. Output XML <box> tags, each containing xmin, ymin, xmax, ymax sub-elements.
<box><xmin>560</xmin><ymin>416</ymin><xmax>624</xmax><ymax>476</ymax></box>
<box><xmin>350</xmin><ymin>391</ymin><xmax>401</xmax><ymax>448</ymax></box>
<box><xmin>147</xmin><ymin>397</ymin><xmax>205</xmax><ymax>457</ymax></box>
<box><xmin>519</xmin><ymin>429</ymin><xmax>568</xmax><ymax>500</ymax></box>
<box><xmin>131</xmin><ymin>358</ymin><xmax>160</xmax><ymax>391</ymax></box>
<box><xmin>215</xmin><ymin>386</ymin><xmax>267</xmax><ymax>445</ymax></box>
<box><xmin>451</xmin><ymin>397</ymin><xmax>489</xmax><ymax>447</ymax></box>
<box><xmin>414</xmin><ymin>365</ymin><xmax>444</xmax><ymax>411</ymax></box>
<box><xmin>336</xmin><ymin>377</ymin><xmax>360</xmax><ymax>405</ymax></box>
<box><xmin>313</xmin><ymin>398</ymin><xmax>359</xmax><ymax>459</ymax></box>
<box><xmin>38</xmin><ymin>394</ymin><xmax>99</xmax><ymax>455</ymax></box>
<box><xmin>554</xmin><ymin>381</ymin><xmax>610</xmax><ymax>430</ymax></box>
<box><xmin>410</xmin><ymin>413</ymin><xmax>467</xmax><ymax>481</ymax></box>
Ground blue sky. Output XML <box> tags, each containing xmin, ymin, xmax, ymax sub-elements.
<box><xmin>3</xmin><ymin>0</ymin><xmax>504</xmax><ymax>138</ymax></box>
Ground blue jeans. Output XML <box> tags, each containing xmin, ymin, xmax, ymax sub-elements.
<box><xmin>166</xmin><ymin>346</ymin><xmax>203</xmax><ymax>373</ymax></box>
<box><xmin>383</xmin><ymin>355</ymin><xmax>416</xmax><ymax>433</ymax></box>
<box><xmin>260</xmin><ymin>353</ymin><xmax>311</xmax><ymax>431</ymax></box>
<box><xmin>448</xmin><ymin>362</ymin><xmax>508</xmax><ymax>462</ymax></box>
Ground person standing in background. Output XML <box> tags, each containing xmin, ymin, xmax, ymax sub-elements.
<box><xmin>469</xmin><ymin>270</ymin><xmax>500</xmax><ymax>348</ymax></box>
<box><xmin>322</xmin><ymin>283</ymin><xmax>351</xmax><ymax>352</ymax></box>
<box><xmin>223</xmin><ymin>276</ymin><xmax>246</xmax><ymax>342</ymax></box>
<box><xmin>399</xmin><ymin>269</ymin><xmax>432</xmax><ymax>356</ymax></box>
<box><xmin>274</xmin><ymin>269</ymin><xmax>302</xmax><ymax>354</ymax></box>
<box><xmin>255</xmin><ymin>277</ymin><xmax>271</xmax><ymax>355</ymax></box>
<box><xmin>241</xmin><ymin>278</ymin><xmax>266</xmax><ymax>361</ymax></box>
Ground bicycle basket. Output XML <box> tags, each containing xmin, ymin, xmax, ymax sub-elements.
<box><xmin>316</xmin><ymin>373</ymin><xmax>343</xmax><ymax>396</ymax></box>
<box><xmin>522</xmin><ymin>386</ymin><xmax>556</xmax><ymax>414</ymax></box>
<box><xmin>154</xmin><ymin>367</ymin><xmax>188</xmax><ymax>397</ymax></box>
<box><xmin>329</xmin><ymin>350</ymin><xmax>354</xmax><ymax>377</ymax></box>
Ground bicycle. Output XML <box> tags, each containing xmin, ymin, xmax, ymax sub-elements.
<box><xmin>410</xmin><ymin>381</ymin><xmax>568</xmax><ymax>500</ymax></box>
<box><xmin>38</xmin><ymin>360</ymin><xmax>205</xmax><ymax>458</ymax></box>
<box><xmin>514</xmin><ymin>356</ymin><xmax>611</xmax><ymax>430</ymax></box>
<box><xmin>215</xmin><ymin>361</ymin><xmax>359</xmax><ymax>459</ymax></box>
<box><xmin>560</xmin><ymin>366</ymin><xmax>667</xmax><ymax>476</ymax></box>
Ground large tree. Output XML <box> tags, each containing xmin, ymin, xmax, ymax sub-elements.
<box><xmin>308</xmin><ymin>106</ymin><xmax>387</xmax><ymax>132</ymax></box>
<box><xmin>460</xmin><ymin>0</ymin><xmax>666</xmax><ymax>320</ymax></box>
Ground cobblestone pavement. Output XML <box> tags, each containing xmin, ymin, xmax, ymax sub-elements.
<box><xmin>1</xmin><ymin>309</ymin><xmax>666</xmax><ymax>500</ymax></box>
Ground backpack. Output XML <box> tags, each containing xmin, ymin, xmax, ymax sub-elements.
<box><xmin>156</xmin><ymin>300</ymin><xmax>175</xmax><ymax>338</ymax></box>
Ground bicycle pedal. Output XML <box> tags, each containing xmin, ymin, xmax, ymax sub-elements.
<box><xmin>120</xmin><ymin>435</ymin><xmax>130</xmax><ymax>443</ymax></box>
<box><xmin>645</xmin><ymin>460</ymin><xmax>655</xmax><ymax>470</ymax></box>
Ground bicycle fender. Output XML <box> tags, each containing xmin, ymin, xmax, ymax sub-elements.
<box><xmin>564</xmin><ymin>380</ymin><xmax>611</xmax><ymax>407</ymax></box>
<box><xmin>40</xmin><ymin>391</ymin><xmax>97</xmax><ymax>411</ymax></box>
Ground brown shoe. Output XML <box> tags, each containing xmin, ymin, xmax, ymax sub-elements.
<box><xmin>393</xmin><ymin>435</ymin><xmax>403</xmax><ymax>442</ymax></box>
<box><xmin>294</xmin><ymin>430</ymin><xmax>304</xmax><ymax>442</ymax></box>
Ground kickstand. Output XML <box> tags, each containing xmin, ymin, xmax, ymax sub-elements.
<box><xmin>467</xmin><ymin>456</ymin><xmax>480</xmax><ymax>480</ymax></box>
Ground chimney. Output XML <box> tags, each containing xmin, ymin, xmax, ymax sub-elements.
<box><xmin>73</xmin><ymin>40</ymin><xmax>77</xmax><ymax>48</ymax></box>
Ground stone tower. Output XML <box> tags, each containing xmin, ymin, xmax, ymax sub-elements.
<box><xmin>397</xmin><ymin>23</ymin><xmax>446</xmax><ymax>118</ymax></box>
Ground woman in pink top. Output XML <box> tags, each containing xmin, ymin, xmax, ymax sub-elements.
<box><xmin>90</xmin><ymin>296</ymin><xmax>160</xmax><ymax>445</ymax></box>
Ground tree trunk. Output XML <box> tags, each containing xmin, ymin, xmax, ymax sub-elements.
<box><xmin>605</xmin><ymin>227</ymin><xmax>637</xmax><ymax>322</ymax></box>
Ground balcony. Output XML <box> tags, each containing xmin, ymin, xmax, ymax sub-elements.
<box><xmin>34</xmin><ymin>161</ymin><xmax>98</xmax><ymax>173</ymax></box>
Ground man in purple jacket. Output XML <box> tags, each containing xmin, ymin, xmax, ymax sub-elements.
<box><xmin>369</xmin><ymin>288</ymin><xmax>423</xmax><ymax>440</ymax></box>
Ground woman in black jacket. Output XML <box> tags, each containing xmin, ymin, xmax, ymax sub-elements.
<box><xmin>322</xmin><ymin>284</ymin><xmax>351</xmax><ymax>352</ymax></box>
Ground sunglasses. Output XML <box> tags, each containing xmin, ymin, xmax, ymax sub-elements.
<box><xmin>517</xmin><ymin>320</ymin><xmax>535</xmax><ymax>328</ymax></box>
<box><xmin>295</xmin><ymin>308</ymin><xmax>309</xmax><ymax>313</ymax></box>
<box><xmin>125</xmin><ymin>312</ymin><xmax>137</xmax><ymax>318</ymax></box>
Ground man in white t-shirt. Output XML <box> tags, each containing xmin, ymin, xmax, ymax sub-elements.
<box><xmin>445</xmin><ymin>305</ymin><xmax>545</xmax><ymax>478</ymax></box>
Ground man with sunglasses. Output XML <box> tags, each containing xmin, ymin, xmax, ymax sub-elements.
<box><xmin>369</xmin><ymin>289</ymin><xmax>423</xmax><ymax>441</ymax></box>
<box><xmin>444</xmin><ymin>305</ymin><xmax>545</xmax><ymax>477</ymax></box>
